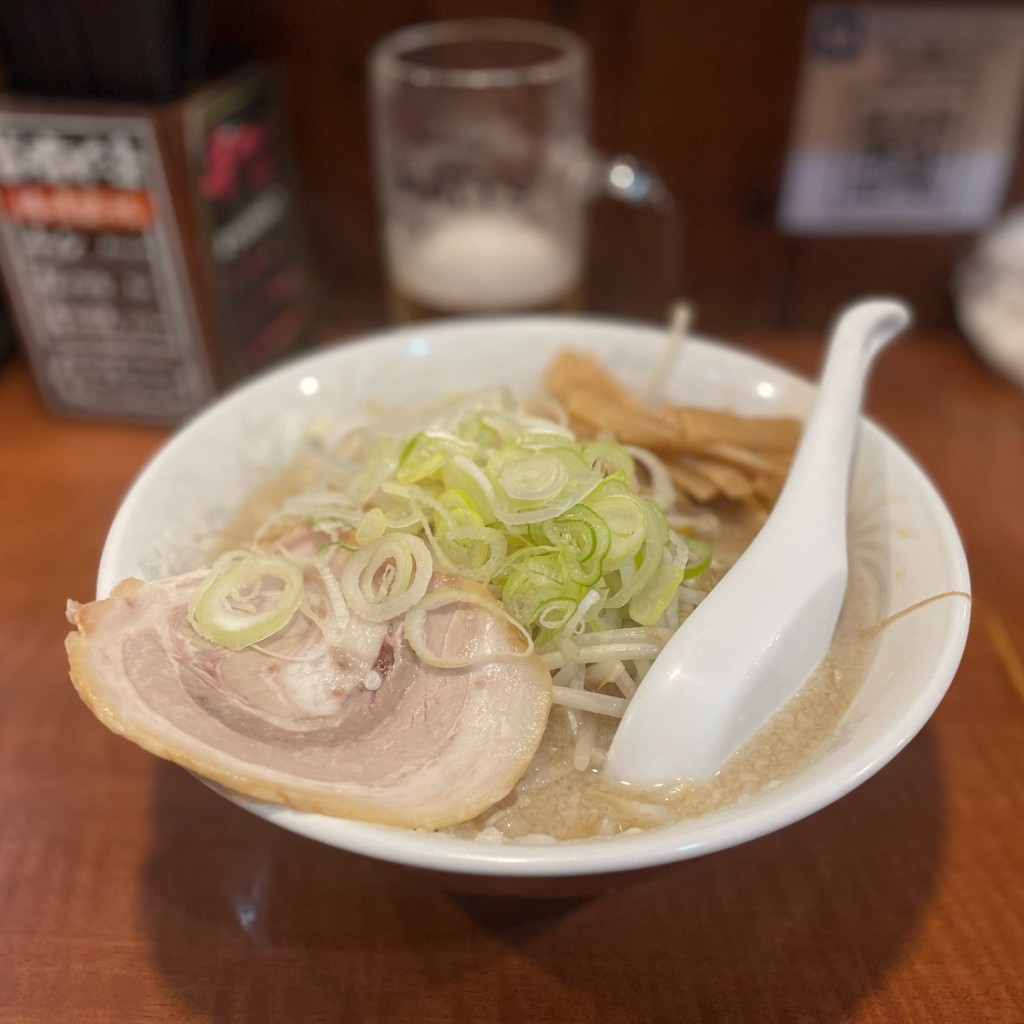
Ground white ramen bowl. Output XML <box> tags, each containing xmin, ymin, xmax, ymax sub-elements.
<box><xmin>98</xmin><ymin>315</ymin><xmax>971</xmax><ymax>888</ymax></box>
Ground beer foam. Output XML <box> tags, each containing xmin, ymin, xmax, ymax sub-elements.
<box><xmin>392</xmin><ymin>212</ymin><xmax>579</xmax><ymax>313</ymax></box>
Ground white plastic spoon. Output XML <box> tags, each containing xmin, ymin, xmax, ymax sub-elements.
<box><xmin>604</xmin><ymin>297</ymin><xmax>913</xmax><ymax>787</ymax></box>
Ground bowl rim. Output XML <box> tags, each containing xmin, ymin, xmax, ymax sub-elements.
<box><xmin>97</xmin><ymin>313</ymin><xmax>972</xmax><ymax>877</ymax></box>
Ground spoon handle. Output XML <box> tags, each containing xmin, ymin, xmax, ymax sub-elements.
<box><xmin>605</xmin><ymin>298</ymin><xmax>912</xmax><ymax>786</ymax></box>
<box><xmin>779</xmin><ymin>298</ymin><xmax>913</xmax><ymax>548</ymax></box>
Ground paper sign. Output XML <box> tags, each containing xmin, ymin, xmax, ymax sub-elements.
<box><xmin>779</xmin><ymin>4</ymin><xmax>1024</xmax><ymax>234</ymax></box>
<box><xmin>0</xmin><ymin>113</ymin><xmax>211</xmax><ymax>419</ymax></box>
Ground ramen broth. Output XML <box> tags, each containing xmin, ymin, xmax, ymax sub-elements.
<box><xmin>453</xmin><ymin>577</ymin><xmax>876</xmax><ymax>842</ymax></box>
<box><xmin>218</xmin><ymin>454</ymin><xmax>879</xmax><ymax>842</ymax></box>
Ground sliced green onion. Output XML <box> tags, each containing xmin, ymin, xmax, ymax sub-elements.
<box><xmin>432</xmin><ymin>521</ymin><xmax>508</xmax><ymax>582</ymax></box>
<box><xmin>355</xmin><ymin>507</ymin><xmax>387</xmax><ymax>544</ymax></box>
<box><xmin>628</xmin><ymin>560</ymin><xmax>688</xmax><ymax>625</ymax></box>
<box><xmin>396</xmin><ymin>432</ymin><xmax>474</xmax><ymax>485</ymax></box>
<box><xmin>535</xmin><ymin>595</ymin><xmax>581</xmax><ymax>631</ymax></box>
<box><xmin>187</xmin><ymin>551</ymin><xmax>304</xmax><ymax>650</ymax></box>
<box><xmin>276</xmin><ymin>385</ymin><xmax>716</xmax><ymax>650</ymax></box>
<box><xmin>527</xmin><ymin>504</ymin><xmax>611</xmax><ymax>586</ymax></box>
<box><xmin>595</xmin><ymin>495</ymin><xmax>647</xmax><ymax>565</ymax></box>
<box><xmin>339</xmin><ymin>533</ymin><xmax>433</xmax><ymax>622</ymax></box>
<box><xmin>625</xmin><ymin>444</ymin><xmax>675</xmax><ymax>509</ymax></box>
<box><xmin>438</xmin><ymin>487</ymin><xmax>477</xmax><ymax>513</ymax></box>
<box><xmin>483</xmin><ymin>444</ymin><xmax>599</xmax><ymax>524</ymax></box>
<box><xmin>444</xmin><ymin>454</ymin><xmax>497</xmax><ymax>522</ymax></box>
<box><xmin>404</xmin><ymin>588</ymin><xmax>534</xmax><ymax>668</ymax></box>
<box><xmin>350</xmin><ymin>437</ymin><xmax>402</xmax><ymax>503</ymax></box>
<box><xmin>682</xmin><ymin>535</ymin><xmax>713</xmax><ymax>579</ymax></box>
<box><xmin>583</xmin><ymin>440</ymin><xmax>638</xmax><ymax>487</ymax></box>
<box><xmin>492</xmin><ymin>447</ymin><xmax>571</xmax><ymax>501</ymax></box>
<box><xmin>604</xmin><ymin>499</ymin><xmax>669</xmax><ymax>610</ymax></box>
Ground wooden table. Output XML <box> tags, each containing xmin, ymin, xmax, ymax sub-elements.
<box><xmin>2</xmin><ymin>330</ymin><xmax>1022</xmax><ymax>1024</ymax></box>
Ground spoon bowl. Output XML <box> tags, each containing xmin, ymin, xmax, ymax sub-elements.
<box><xmin>604</xmin><ymin>298</ymin><xmax>914</xmax><ymax>787</ymax></box>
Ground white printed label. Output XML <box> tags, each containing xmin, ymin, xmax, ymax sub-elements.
<box><xmin>779</xmin><ymin>4</ymin><xmax>1024</xmax><ymax>234</ymax></box>
<box><xmin>0</xmin><ymin>112</ymin><xmax>212</xmax><ymax>420</ymax></box>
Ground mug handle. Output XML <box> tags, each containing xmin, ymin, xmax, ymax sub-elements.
<box><xmin>588</xmin><ymin>153</ymin><xmax>683</xmax><ymax>318</ymax></box>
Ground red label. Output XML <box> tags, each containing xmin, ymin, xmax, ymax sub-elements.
<box><xmin>1</xmin><ymin>185</ymin><xmax>155</xmax><ymax>231</ymax></box>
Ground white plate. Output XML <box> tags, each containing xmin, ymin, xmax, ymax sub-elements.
<box><xmin>98</xmin><ymin>315</ymin><xmax>971</xmax><ymax>879</ymax></box>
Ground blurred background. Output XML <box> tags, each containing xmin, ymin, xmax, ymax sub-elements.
<box><xmin>1</xmin><ymin>0</ymin><xmax>1023</xmax><ymax>410</ymax></box>
<box><xmin>198</xmin><ymin>0</ymin><xmax>1024</xmax><ymax>334</ymax></box>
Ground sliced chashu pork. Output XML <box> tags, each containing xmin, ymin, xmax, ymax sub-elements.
<box><xmin>66</xmin><ymin>564</ymin><xmax>552</xmax><ymax>830</ymax></box>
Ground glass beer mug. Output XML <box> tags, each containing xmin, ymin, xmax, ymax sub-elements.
<box><xmin>369</xmin><ymin>19</ymin><xmax>677</xmax><ymax>321</ymax></box>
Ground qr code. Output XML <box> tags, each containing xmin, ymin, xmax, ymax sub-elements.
<box><xmin>837</xmin><ymin>95</ymin><xmax>964</xmax><ymax>209</ymax></box>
